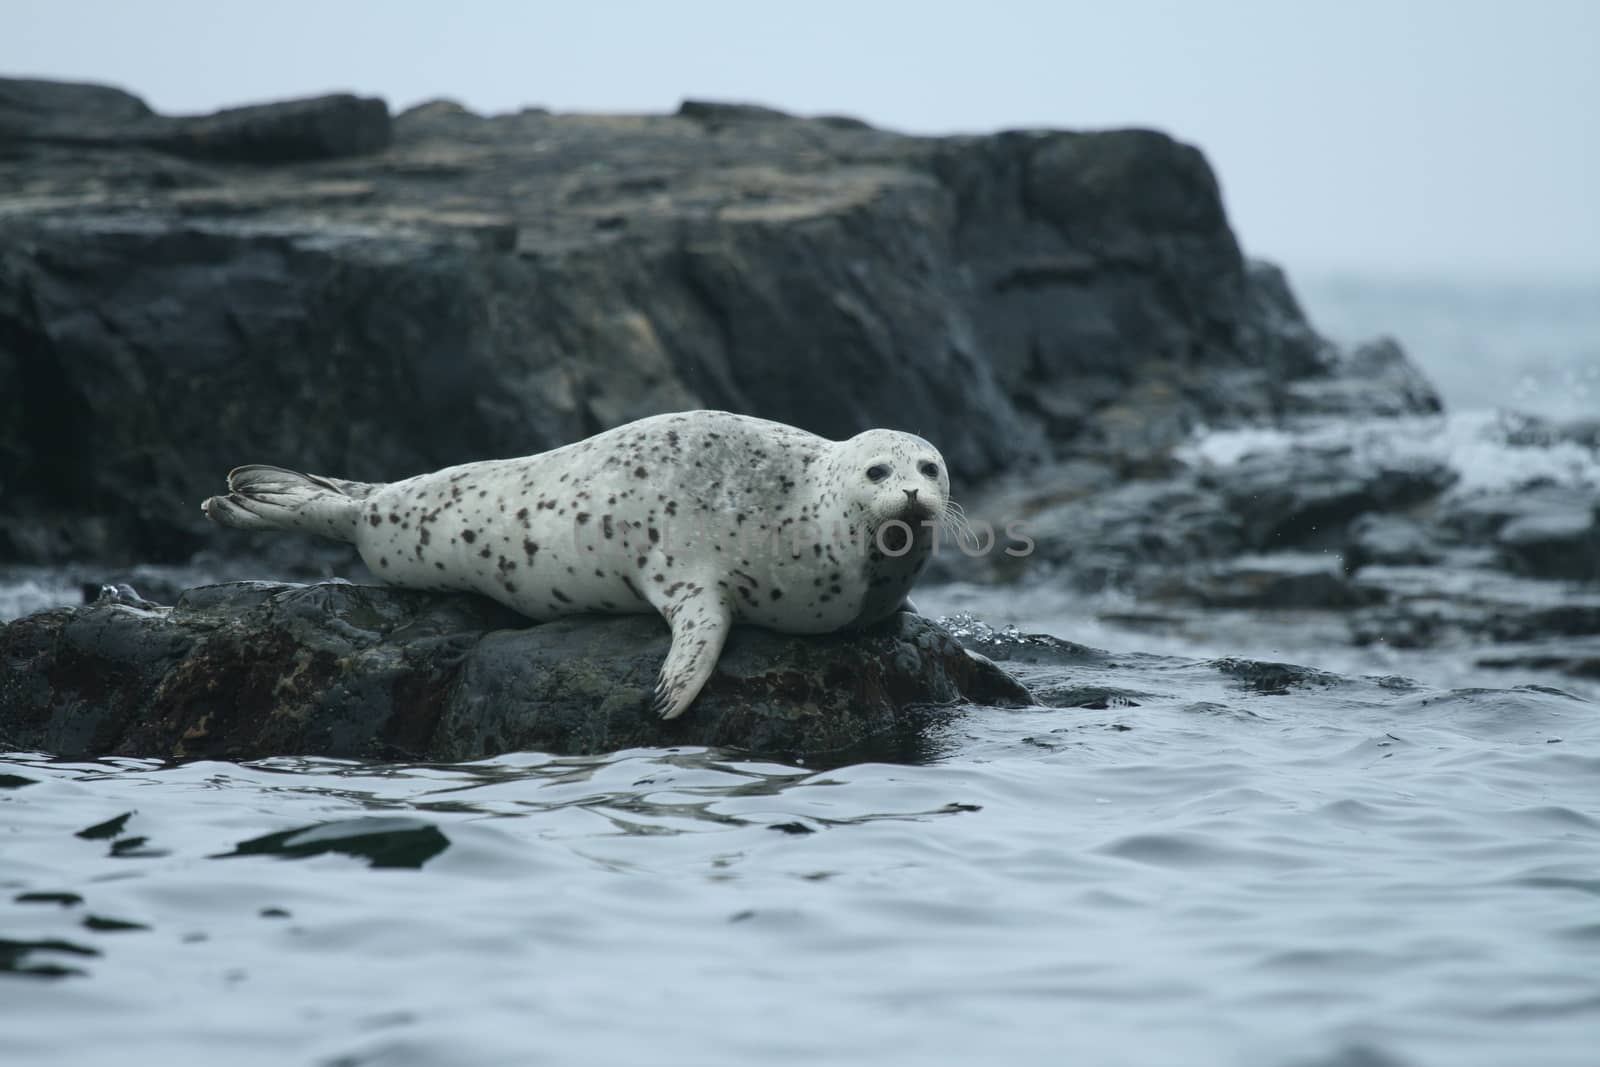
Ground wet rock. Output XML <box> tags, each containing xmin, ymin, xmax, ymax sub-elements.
<box><xmin>1495</xmin><ymin>411</ymin><xmax>1600</xmax><ymax>451</ymax></box>
<box><xmin>1348</xmin><ymin>566</ymin><xmax>1600</xmax><ymax>668</ymax></box>
<box><xmin>1148</xmin><ymin>554</ymin><xmax>1384</xmax><ymax>610</ymax></box>
<box><xmin>1200</xmin><ymin>446</ymin><xmax>1457</xmax><ymax>550</ymax></box>
<box><xmin>1496</xmin><ymin>505</ymin><xmax>1600</xmax><ymax>582</ymax></box>
<box><xmin>1436</xmin><ymin>486</ymin><xmax>1596</xmax><ymax>546</ymax></box>
<box><xmin>1209</xmin><ymin>657</ymin><xmax>1345</xmax><ymax>694</ymax></box>
<box><xmin>0</xmin><ymin>75</ymin><xmax>1439</xmax><ymax>568</ymax></box>
<box><xmin>1283</xmin><ymin>337</ymin><xmax>1443</xmax><ymax>417</ymax></box>
<box><xmin>941</xmin><ymin>617</ymin><xmax>1114</xmax><ymax>668</ymax></box>
<box><xmin>1478</xmin><ymin>639</ymin><xmax>1600</xmax><ymax>680</ymax></box>
<box><xmin>0</xmin><ymin>581</ymin><xmax>1031</xmax><ymax>763</ymax></box>
<box><xmin>1015</xmin><ymin>477</ymin><xmax>1243</xmax><ymax>587</ymax></box>
<box><xmin>1342</xmin><ymin>514</ymin><xmax>1443</xmax><ymax>573</ymax></box>
<box><xmin>1031</xmin><ymin>683</ymin><xmax>1148</xmax><ymax>709</ymax></box>
<box><xmin>1487</xmin><ymin>602</ymin><xmax>1600</xmax><ymax>642</ymax></box>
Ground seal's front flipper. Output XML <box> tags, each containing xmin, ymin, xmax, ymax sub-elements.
<box><xmin>650</xmin><ymin>588</ymin><xmax>733</xmax><ymax>721</ymax></box>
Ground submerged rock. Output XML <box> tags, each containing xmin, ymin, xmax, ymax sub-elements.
<box><xmin>0</xmin><ymin>581</ymin><xmax>1031</xmax><ymax>763</ymax></box>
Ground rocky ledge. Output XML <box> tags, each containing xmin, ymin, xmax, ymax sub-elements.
<box><xmin>0</xmin><ymin>77</ymin><xmax>1434</xmax><ymax>567</ymax></box>
<box><xmin>943</xmin><ymin>410</ymin><xmax>1600</xmax><ymax>681</ymax></box>
<box><xmin>0</xmin><ymin>581</ymin><xmax>1032</xmax><ymax>763</ymax></box>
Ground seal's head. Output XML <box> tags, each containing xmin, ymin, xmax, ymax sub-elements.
<box><xmin>836</xmin><ymin>429</ymin><xmax>950</xmax><ymax>529</ymax></box>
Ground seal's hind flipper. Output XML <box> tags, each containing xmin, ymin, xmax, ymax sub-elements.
<box><xmin>650</xmin><ymin>587</ymin><xmax>733</xmax><ymax>721</ymax></box>
<box><xmin>202</xmin><ymin>464</ymin><xmax>378</xmax><ymax>543</ymax></box>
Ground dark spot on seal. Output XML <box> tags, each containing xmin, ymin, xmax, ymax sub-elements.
<box><xmin>517</xmin><ymin>507</ymin><xmax>529</xmax><ymax>522</ymax></box>
<box><xmin>524</xmin><ymin>539</ymin><xmax>539</xmax><ymax>558</ymax></box>
<box><xmin>602</xmin><ymin>515</ymin><xmax>615</xmax><ymax>539</ymax></box>
<box><xmin>576</xmin><ymin>512</ymin><xmax>591</xmax><ymax>524</ymax></box>
<box><xmin>552</xmin><ymin>589</ymin><xmax>572</xmax><ymax>604</ymax></box>
<box><xmin>648</xmin><ymin>527</ymin><xmax>660</xmax><ymax>544</ymax></box>
<box><xmin>435</xmin><ymin>562</ymin><xmax>445</xmax><ymax>570</ymax></box>
<box><xmin>461</xmin><ymin>529</ymin><xmax>476</xmax><ymax>544</ymax></box>
<box><xmin>504</xmin><ymin>581</ymin><xmax>517</xmax><ymax>594</ymax></box>
<box><xmin>419</xmin><ymin>527</ymin><xmax>431</xmax><ymax>546</ymax></box>
<box><xmin>367</xmin><ymin>513</ymin><xmax>382</xmax><ymax>527</ymax></box>
<box><xmin>633</xmin><ymin>466</ymin><xmax>647</xmax><ymax>478</ymax></box>
<box><xmin>770</xmin><ymin>590</ymin><xmax>783</xmax><ymax>600</ymax></box>
<box><xmin>379</xmin><ymin>556</ymin><xmax>389</xmax><ymax>568</ymax></box>
<box><xmin>480</xmin><ymin>547</ymin><xmax>491</xmax><ymax>558</ymax></box>
<box><xmin>389</xmin><ymin>513</ymin><xmax>400</xmax><ymax>524</ymax></box>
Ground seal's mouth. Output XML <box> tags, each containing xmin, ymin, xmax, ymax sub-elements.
<box><xmin>878</xmin><ymin>520</ymin><xmax>913</xmax><ymax>554</ymax></box>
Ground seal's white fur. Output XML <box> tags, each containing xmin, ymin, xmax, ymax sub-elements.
<box><xmin>203</xmin><ymin>410</ymin><xmax>949</xmax><ymax>720</ymax></box>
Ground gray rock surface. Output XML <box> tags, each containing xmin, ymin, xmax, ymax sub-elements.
<box><xmin>0</xmin><ymin>77</ymin><xmax>390</xmax><ymax>161</ymax></box>
<box><xmin>0</xmin><ymin>581</ymin><xmax>1032</xmax><ymax>763</ymax></box>
<box><xmin>0</xmin><ymin>77</ymin><xmax>1435</xmax><ymax>568</ymax></box>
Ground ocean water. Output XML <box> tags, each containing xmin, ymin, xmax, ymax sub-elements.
<box><xmin>5</xmin><ymin>277</ymin><xmax>1600</xmax><ymax>1066</ymax></box>
<box><xmin>1298</xmin><ymin>273</ymin><xmax>1600</xmax><ymax>420</ymax></box>
<box><xmin>5</xmin><ymin>664</ymin><xmax>1599</xmax><ymax>1067</ymax></box>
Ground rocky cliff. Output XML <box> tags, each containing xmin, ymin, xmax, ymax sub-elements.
<box><xmin>0</xmin><ymin>78</ymin><xmax>1430</xmax><ymax>568</ymax></box>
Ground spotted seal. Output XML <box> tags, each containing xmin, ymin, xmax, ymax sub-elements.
<box><xmin>202</xmin><ymin>410</ymin><xmax>950</xmax><ymax>719</ymax></box>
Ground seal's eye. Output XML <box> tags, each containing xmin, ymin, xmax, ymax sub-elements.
<box><xmin>866</xmin><ymin>464</ymin><xmax>890</xmax><ymax>483</ymax></box>
<box><xmin>920</xmin><ymin>462</ymin><xmax>940</xmax><ymax>479</ymax></box>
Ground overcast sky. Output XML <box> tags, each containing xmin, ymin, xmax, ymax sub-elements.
<box><xmin>7</xmin><ymin>0</ymin><xmax>1597</xmax><ymax>282</ymax></box>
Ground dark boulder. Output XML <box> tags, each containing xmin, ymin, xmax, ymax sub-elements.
<box><xmin>1437</xmin><ymin>486</ymin><xmax>1597</xmax><ymax>547</ymax></box>
<box><xmin>1477</xmin><ymin>639</ymin><xmax>1600</xmax><ymax>679</ymax></box>
<box><xmin>1200</xmin><ymin>446</ymin><xmax>1457</xmax><ymax>551</ymax></box>
<box><xmin>0</xmin><ymin>77</ymin><xmax>390</xmax><ymax>162</ymax></box>
<box><xmin>1342</xmin><ymin>513</ymin><xmax>1443</xmax><ymax>573</ymax></box>
<box><xmin>0</xmin><ymin>581</ymin><xmax>1032</xmax><ymax>763</ymax></box>
<box><xmin>1497</xmin><ymin>505</ymin><xmax>1600</xmax><ymax>582</ymax></box>
<box><xmin>1147</xmin><ymin>554</ymin><xmax>1384</xmax><ymax>610</ymax></box>
<box><xmin>1284</xmin><ymin>337</ymin><xmax>1443</xmax><ymax>417</ymax></box>
<box><xmin>1009</xmin><ymin>476</ymin><xmax>1244</xmax><ymax>588</ymax></box>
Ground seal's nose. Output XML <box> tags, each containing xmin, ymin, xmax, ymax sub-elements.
<box><xmin>904</xmin><ymin>488</ymin><xmax>919</xmax><ymax>503</ymax></box>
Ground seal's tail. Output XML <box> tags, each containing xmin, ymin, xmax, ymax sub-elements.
<box><xmin>202</xmin><ymin>465</ymin><xmax>378</xmax><ymax>543</ymax></box>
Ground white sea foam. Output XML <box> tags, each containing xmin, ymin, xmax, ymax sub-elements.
<box><xmin>1180</xmin><ymin>410</ymin><xmax>1600</xmax><ymax>495</ymax></box>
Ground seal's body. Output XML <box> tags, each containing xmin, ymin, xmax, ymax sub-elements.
<box><xmin>203</xmin><ymin>410</ymin><xmax>949</xmax><ymax>719</ymax></box>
